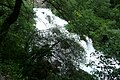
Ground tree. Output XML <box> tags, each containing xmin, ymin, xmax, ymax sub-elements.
<box><xmin>47</xmin><ymin>0</ymin><xmax>120</xmax><ymax>79</ymax></box>
<box><xmin>21</xmin><ymin>27</ymin><xmax>94</xmax><ymax>80</ymax></box>
<box><xmin>1</xmin><ymin>0</ymin><xmax>119</xmax><ymax>79</ymax></box>
<box><xmin>0</xmin><ymin>0</ymin><xmax>35</xmax><ymax>79</ymax></box>
<box><xmin>0</xmin><ymin>0</ymin><xmax>22</xmax><ymax>44</ymax></box>
<box><xmin>0</xmin><ymin>0</ymin><xmax>94</xmax><ymax>79</ymax></box>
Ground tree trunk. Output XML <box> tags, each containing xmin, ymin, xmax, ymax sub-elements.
<box><xmin>0</xmin><ymin>0</ymin><xmax>22</xmax><ymax>44</ymax></box>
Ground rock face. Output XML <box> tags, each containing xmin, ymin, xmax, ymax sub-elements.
<box><xmin>34</xmin><ymin>0</ymin><xmax>46</xmax><ymax>8</ymax></box>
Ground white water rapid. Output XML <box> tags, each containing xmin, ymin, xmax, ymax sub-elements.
<box><xmin>34</xmin><ymin>8</ymin><xmax>120</xmax><ymax>79</ymax></box>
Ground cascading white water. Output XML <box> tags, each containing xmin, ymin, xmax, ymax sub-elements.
<box><xmin>34</xmin><ymin>8</ymin><xmax>120</xmax><ymax>76</ymax></box>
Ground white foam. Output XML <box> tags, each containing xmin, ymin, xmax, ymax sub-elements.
<box><xmin>34</xmin><ymin>8</ymin><xmax>120</xmax><ymax>75</ymax></box>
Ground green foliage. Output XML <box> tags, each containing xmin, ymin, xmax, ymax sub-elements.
<box><xmin>20</xmin><ymin>27</ymin><xmax>90</xmax><ymax>80</ymax></box>
<box><xmin>0</xmin><ymin>0</ymin><xmax>35</xmax><ymax>79</ymax></box>
<box><xmin>0</xmin><ymin>0</ymin><xmax>93</xmax><ymax>78</ymax></box>
<box><xmin>1</xmin><ymin>0</ymin><xmax>120</xmax><ymax>79</ymax></box>
<box><xmin>49</xmin><ymin>0</ymin><xmax>120</xmax><ymax>60</ymax></box>
<box><xmin>48</xmin><ymin>0</ymin><xmax>120</xmax><ymax>79</ymax></box>
<box><xmin>0</xmin><ymin>61</ymin><xmax>22</xmax><ymax>80</ymax></box>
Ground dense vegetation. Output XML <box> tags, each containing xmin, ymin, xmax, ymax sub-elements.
<box><xmin>47</xmin><ymin>0</ymin><xmax>120</xmax><ymax>79</ymax></box>
<box><xmin>0</xmin><ymin>0</ymin><xmax>120</xmax><ymax>80</ymax></box>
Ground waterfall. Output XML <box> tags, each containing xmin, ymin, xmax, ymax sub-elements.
<box><xmin>33</xmin><ymin>8</ymin><xmax>120</xmax><ymax>76</ymax></box>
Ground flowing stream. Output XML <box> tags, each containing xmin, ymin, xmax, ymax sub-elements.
<box><xmin>34</xmin><ymin>8</ymin><xmax>120</xmax><ymax>79</ymax></box>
